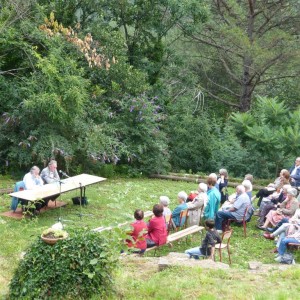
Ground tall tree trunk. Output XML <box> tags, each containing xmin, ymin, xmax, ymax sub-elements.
<box><xmin>239</xmin><ymin>0</ymin><xmax>255</xmax><ymax>112</ymax></box>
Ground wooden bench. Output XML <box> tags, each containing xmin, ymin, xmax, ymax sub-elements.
<box><xmin>93</xmin><ymin>210</ymin><xmax>154</xmax><ymax>232</ymax></box>
<box><xmin>145</xmin><ymin>225</ymin><xmax>204</xmax><ymax>252</ymax></box>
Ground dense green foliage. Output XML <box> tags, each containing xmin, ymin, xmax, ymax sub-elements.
<box><xmin>0</xmin><ymin>0</ymin><xmax>299</xmax><ymax>178</ymax></box>
<box><xmin>9</xmin><ymin>228</ymin><xmax>119</xmax><ymax>299</ymax></box>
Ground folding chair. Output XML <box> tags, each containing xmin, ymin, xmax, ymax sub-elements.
<box><xmin>215</xmin><ymin>229</ymin><xmax>232</xmax><ymax>264</ymax></box>
<box><xmin>227</xmin><ymin>205</ymin><xmax>251</xmax><ymax>237</ymax></box>
<box><xmin>175</xmin><ymin>209</ymin><xmax>188</xmax><ymax>231</ymax></box>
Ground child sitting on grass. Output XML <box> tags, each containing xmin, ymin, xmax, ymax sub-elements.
<box><xmin>185</xmin><ymin>219</ymin><xmax>221</xmax><ymax>259</ymax></box>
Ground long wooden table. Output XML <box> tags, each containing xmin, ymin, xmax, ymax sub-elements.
<box><xmin>9</xmin><ymin>174</ymin><xmax>106</xmax><ymax>202</ymax></box>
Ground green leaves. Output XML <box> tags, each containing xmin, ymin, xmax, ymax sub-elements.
<box><xmin>9</xmin><ymin>229</ymin><xmax>119</xmax><ymax>299</ymax></box>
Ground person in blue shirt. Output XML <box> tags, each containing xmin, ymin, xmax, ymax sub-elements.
<box><xmin>172</xmin><ymin>191</ymin><xmax>188</xmax><ymax>227</ymax></box>
<box><xmin>204</xmin><ymin>176</ymin><xmax>221</xmax><ymax>220</ymax></box>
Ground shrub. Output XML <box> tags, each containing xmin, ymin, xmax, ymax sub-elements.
<box><xmin>9</xmin><ymin>228</ymin><xmax>119</xmax><ymax>299</ymax></box>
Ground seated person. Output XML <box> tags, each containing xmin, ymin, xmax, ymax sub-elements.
<box><xmin>289</xmin><ymin>157</ymin><xmax>300</xmax><ymax>187</ymax></box>
<box><xmin>23</xmin><ymin>166</ymin><xmax>43</xmax><ymax>190</ymax></box>
<box><xmin>146</xmin><ymin>204</ymin><xmax>167</xmax><ymax>248</ymax></box>
<box><xmin>185</xmin><ymin>219</ymin><xmax>221</xmax><ymax>259</ymax></box>
<box><xmin>253</xmin><ymin>169</ymin><xmax>290</xmax><ymax>207</ymax></box>
<box><xmin>209</xmin><ymin>173</ymin><xmax>219</xmax><ymax>190</ymax></box>
<box><xmin>217</xmin><ymin>169</ymin><xmax>228</xmax><ymax>204</ymax></box>
<box><xmin>256</xmin><ymin>184</ymin><xmax>289</xmax><ymax>228</ymax></box>
<box><xmin>244</xmin><ymin>174</ymin><xmax>253</xmax><ymax>191</ymax></box>
<box><xmin>242</xmin><ymin>180</ymin><xmax>252</xmax><ymax>199</ymax></box>
<box><xmin>41</xmin><ymin>160</ymin><xmax>60</xmax><ymax>184</ymax></box>
<box><xmin>215</xmin><ymin>185</ymin><xmax>251</xmax><ymax>232</ymax></box>
<box><xmin>263</xmin><ymin>207</ymin><xmax>300</xmax><ymax>253</ymax></box>
<box><xmin>172</xmin><ymin>191</ymin><xmax>188</xmax><ymax>227</ymax></box>
<box><xmin>159</xmin><ymin>196</ymin><xmax>172</xmax><ymax>217</ymax></box>
<box><xmin>126</xmin><ymin>209</ymin><xmax>148</xmax><ymax>254</ymax></box>
<box><xmin>259</xmin><ymin>188</ymin><xmax>298</xmax><ymax>230</ymax></box>
<box><xmin>275</xmin><ymin>224</ymin><xmax>300</xmax><ymax>263</ymax></box>
<box><xmin>187</xmin><ymin>183</ymin><xmax>208</xmax><ymax>227</ymax></box>
<box><xmin>204</xmin><ymin>176</ymin><xmax>221</xmax><ymax>220</ymax></box>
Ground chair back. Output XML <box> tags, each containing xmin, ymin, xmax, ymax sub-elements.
<box><xmin>242</xmin><ymin>204</ymin><xmax>251</xmax><ymax>220</ymax></box>
<box><xmin>164</xmin><ymin>214</ymin><xmax>173</xmax><ymax>233</ymax></box>
<box><xmin>179</xmin><ymin>209</ymin><xmax>188</xmax><ymax>227</ymax></box>
<box><xmin>221</xmin><ymin>229</ymin><xmax>233</xmax><ymax>246</ymax></box>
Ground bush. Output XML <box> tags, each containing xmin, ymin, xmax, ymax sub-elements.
<box><xmin>9</xmin><ymin>229</ymin><xmax>119</xmax><ymax>299</ymax></box>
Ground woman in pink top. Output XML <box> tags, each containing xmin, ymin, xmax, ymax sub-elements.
<box><xmin>146</xmin><ymin>204</ymin><xmax>167</xmax><ymax>248</ymax></box>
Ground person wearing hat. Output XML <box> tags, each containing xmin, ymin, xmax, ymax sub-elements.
<box><xmin>259</xmin><ymin>187</ymin><xmax>298</xmax><ymax>230</ymax></box>
<box><xmin>186</xmin><ymin>183</ymin><xmax>208</xmax><ymax>226</ymax></box>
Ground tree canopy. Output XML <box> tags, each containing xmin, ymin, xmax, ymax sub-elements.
<box><xmin>0</xmin><ymin>0</ymin><xmax>300</xmax><ymax>178</ymax></box>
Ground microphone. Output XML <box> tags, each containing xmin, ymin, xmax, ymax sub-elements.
<box><xmin>59</xmin><ymin>170</ymin><xmax>70</xmax><ymax>178</ymax></box>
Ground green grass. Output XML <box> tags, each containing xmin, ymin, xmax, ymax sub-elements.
<box><xmin>0</xmin><ymin>177</ymin><xmax>299</xmax><ymax>299</ymax></box>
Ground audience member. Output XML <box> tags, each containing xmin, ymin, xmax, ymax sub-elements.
<box><xmin>256</xmin><ymin>183</ymin><xmax>289</xmax><ymax>228</ymax></box>
<box><xmin>263</xmin><ymin>207</ymin><xmax>300</xmax><ymax>254</ymax></box>
<box><xmin>217</xmin><ymin>169</ymin><xmax>228</xmax><ymax>204</ymax></box>
<box><xmin>41</xmin><ymin>160</ymin><xmax>60</xmax><ymax>184</ymax></box>
<box><xmin>259</xmin><ymin>188</ymin><xmax>298</xmax><ymax>230</ymax></box>
<box><xmin>275</xmin><ymin>225</ymin><xmax>300</xmax><ymax>262</ymax></box>
<box><xmin>187</xmin><ymin>183</ymin><xmax>208</xmax><ymax>226</ymax></box>
<box><xmin>185</xmin><ymin>219</ymin><xmax>221</xmax><ymax>259</ymax></box>
<box><xmin>290</xmin><ymin>157</ymin><xmax>300</xmax><ymax>187</ymax></box>
<box><xmin>204</xmin><ymin>177</ymin><xmax>221</xmax><ymax>220</ymax></box>
<box><xmin>215</xmin><ymin>185</ymin><xmax>251</xmax><ymax>232</ymax></box>
<box><xmin>244</xmin><ymin>174</ymin><xmax>253</xmax><ymax>190</ymax></box>
<box><xmin>146</xmin><ymin>204</ymin><xmax>167</xmax><ymax>248</ymax></box>
<box><xmin>126</xmin><ymin>209</ymin><xmax>148</xmax><ymax>254</ymax></box>
<box><xmin>23</xmin><ymin>166</ymin><xmax>43</xmax><ymax>190</ymax></box>
<box><xmin>242</xmin><ymin>179</ymin><xmax>252</xmax><ymax>199</ymax></box>
<box><xmin>172</xmin><ymin>191</ymin><xmax>188</xmax><ymax>227</ymax></box>
<box><xmin>253</xmin><ymin>169</ymin><xmax>290</xmax><ymax>207</ymax></box>
<box><xmin>209</xmin><ymin>173</ymin><xmax>219</xmax><ymax>190</ymax></box>
<box><xmin>159</xmin><ymin>196</ymin><xmax>172</xmax><ymax>216</ymax></box>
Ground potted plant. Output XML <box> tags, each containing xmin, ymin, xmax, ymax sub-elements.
<box><xmin>41</xmin><ymin>228</ymin><xmax>68</xmax><ymax>245</ymax></box>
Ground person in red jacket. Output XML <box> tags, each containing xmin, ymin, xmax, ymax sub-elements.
<box><xmin>146</xmin><ymin>204</ymin><xmax>168</xmax><ymax>248</ymax></box>
<box><xmin>126</xmin><ymin>209</ymin><xmax>148</xmax><ymax>254</ymax></box>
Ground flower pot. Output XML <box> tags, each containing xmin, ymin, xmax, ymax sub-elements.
<box><xmin>41</xmin><ymin>233</ymin><xmax>68</xmax><ymax>245</ymax></box>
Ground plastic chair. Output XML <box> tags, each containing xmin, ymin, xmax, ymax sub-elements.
<box><xmin>175</xmin><ymin>209</ymin><xmax>188</xmax><ymax>231</ymax></box>
<box><xmin>215</xmin><ymin>229</ymin><xmax>232</xmax><ymax>264</ymax></box>
<box><xmin>227</xmin><ymin>205</ymin><xmax>251</xmax><ymax>237</ymax></box>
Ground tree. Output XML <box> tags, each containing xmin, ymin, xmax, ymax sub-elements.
<box><xmin>186</xmin><ymin>0</ymin><xmax>300</xmax><ymax>111</ymax></box>
<box><xmin>231</xmin><ymin>96</ymin><xmax>300</xmax><ymax>176</ymax></box>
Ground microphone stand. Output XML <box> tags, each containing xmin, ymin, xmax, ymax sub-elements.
<box><xmin>76</xmin><ymin>182</ymin><xmax>93</xmax><ymax>220</ymax></box>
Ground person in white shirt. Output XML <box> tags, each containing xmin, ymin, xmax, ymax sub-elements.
<box><xmin>23</xmin><ymin>166</ymin><xmax>43</xmax><ymax>190</ymax></box>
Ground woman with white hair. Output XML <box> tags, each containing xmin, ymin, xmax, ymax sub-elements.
<box><xmin>187</xmin><ymin>183</ymin><xmax>208</xmax><ymax>226</ymax></box>
<box><xmin>172</xmin><ymin>191</ymin><xmax>188</xmax><ymax>227</ymax></box>
<box><xmin>159</xmin><ymin>196</ymin><xmax>172</xmax><ymax>217</ymax></box>
<box><xmin>258</xmin><ymin>188</ymin><xmax>298</xmax><ymax>230</ymax></box>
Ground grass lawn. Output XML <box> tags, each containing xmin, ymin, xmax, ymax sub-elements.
<box><xmin>1</xmin><ymin>177</ymin><xmax>300</xmax><ymax>299</ymax></box>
